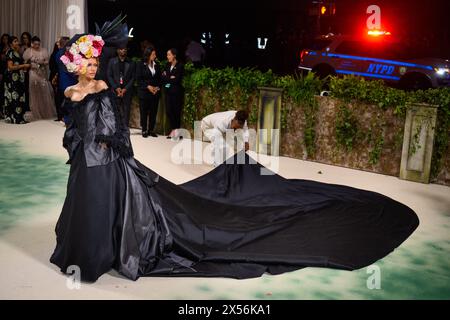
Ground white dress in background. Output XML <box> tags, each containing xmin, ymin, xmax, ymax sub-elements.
<box><xmin>23</xmin><ymin>48</ymin><xmax>56</xmax><ymax>120</ymax></box>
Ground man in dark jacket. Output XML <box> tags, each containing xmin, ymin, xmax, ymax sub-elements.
<box><xmin>56</xmin><ymin>37</ymin><xmax>77</xmax><ymax>124</ymax></box>
<box><xmin>107</xmin><ymin>46</ymin><xmax>135</xmax><ymax>127</ymax></box>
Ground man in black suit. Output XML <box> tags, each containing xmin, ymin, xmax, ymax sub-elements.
<box><xmin>107</xmin><ymin>46</ymin><xmax>136</xmax><ymax>126</ymax></box>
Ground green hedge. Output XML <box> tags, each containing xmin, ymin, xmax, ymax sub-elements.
<box><xmin>182</xmin><ymin>63</ymin><xmax>450</xmax><ymax>180</ymax></box>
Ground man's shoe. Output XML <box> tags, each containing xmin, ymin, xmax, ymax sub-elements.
<box><xmin>142</xmin><ymin>131</ymin><xmax>149</xmax><ymax>138</ymax></box>
<box><xmin>149</xmin><ymin>131</ymin><xmax>158</xmax><ymax>138</ymax></box>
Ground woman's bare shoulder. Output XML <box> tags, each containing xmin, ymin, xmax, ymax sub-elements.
<box><xmin>64</xmin><ymin>85</ymin><xmax>75</xmax><ymax>98</ymax></box>
<box><xmin>95</xmin><ymin>80</ymin><xmax>109</xmax><ymax>91</ymax></box>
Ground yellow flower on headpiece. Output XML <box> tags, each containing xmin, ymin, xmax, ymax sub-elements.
<box><xmin>85</xmin><ymin>48</ymin><xmax>93</xmax><ymax>59</ymax></box>
<box><xmin>78</xmin><ymin>35</ymin><xmax>88</xmax><ymax>44</ymax></box>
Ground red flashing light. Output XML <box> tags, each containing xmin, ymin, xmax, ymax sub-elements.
<box><xmin>300</xmin><ymin>50</ymin><xmax>309</xmax><ymax>62</ymax></box>
<box><xmin>368</xmin><ymin>30</ymin><xmax>391</xmax><ymax>37</ymax></box>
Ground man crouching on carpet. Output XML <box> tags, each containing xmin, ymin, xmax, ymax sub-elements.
<box><xmin>201</xmin><ymin>110</ymin><xmax>250</xmax><ymax>166</ymax></box>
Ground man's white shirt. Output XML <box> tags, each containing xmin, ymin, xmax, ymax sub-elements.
<box><xmin>201</xmin><ymin>110</ymin><xmax>249</xmax><ymax>143</ymax></box>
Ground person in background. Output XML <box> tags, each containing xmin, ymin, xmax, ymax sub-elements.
<box><xmin>55</xmin><ymin>37</ymin><xmax>77</xmax><ymax>124</ymax></box>
<box><xmin>140</xmin><ymin>39</ymin><xmax>153</xmax><ymax>56</ymax></box>
<box><xmin>107</xmin><ymin>44</ymin><xmax>135</xmax><ymax>127</ymax></box>
<box><xmin>20</xmin><ymin>32</ymin><xmax>32</xmax><ymax>114</ymax></box>
<box><xmin>49</xmin><ymin>40</ymin><xmax>59</xmax><ymax>83</ymax></box>
<box><xmin>49</xmin><ymin>39</ymin><xmax>62</xmax><ymax>121</ymax></box>
<box><xmin>0</xmin><ymin>34</ymin><xmax>9</xmax><ymax>55</ymax></box>
<box><xmin>136</xmin><ymin>46</ymin><xmax>161</xmax><ymax>138</ymax></box>
<box><xmin>19</xmin><ymin>32</ymin><xmax>32</xmax><ymax>56</ymax></box>
<box><xmin>23</xmin><ymin>36</ymin><xmax>56</xmax><ymax>120</ymax></box>
<box><xmin>3</xmin><ymin>36</ymin><xmax>31</xmax><ymax>124</ymax></box>
<box><xmin>201</xmin><ymin>110</ymin><xmax>250</xmax><ymax>166</ymax></box>
<box><xmin>185</xmin><ymin>37</ymin><xmax>206</xmax><ymax>68</ymax></box>
<box><xmin>162</xmin><ymin>48</ymin><xmax>184</xmax><ymax>139</ymax></box>
<box><xmin>0</xmin><ymin>33</ymin><xmax>10</xmax><ymax>118</ymax></box>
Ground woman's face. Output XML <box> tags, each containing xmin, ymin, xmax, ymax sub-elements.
<box><xmin>31</xmin><ymin>41</ymin><xmax>40</xmax><ymax>50</ymax></box>
<box><xmin>85</xmin><ymin>58</ymin><xmax>99</xmax><ymax>80</ymax></box>
<box><xmin>11</xmin><ymin>39</ymin><xmax>20</xmax><ymax>51</ymax></box>
<box><xmin>22</xmin><ymin>35</ymin><xmax>30</xmax><ymax>45</ymax></box>
<box><xmin>167</xmin><ymin>50</ymin><xmax>175</xmax><ymax>63</ymax></box>
<box><xmin>149</xmin><ymin>50</ymin><xmax>157</xmax><ymax>62</ymax></box>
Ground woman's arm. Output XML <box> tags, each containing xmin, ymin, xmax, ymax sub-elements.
<box><xmin>166</xmin><ymin>64</ymin><xmax>184</xmax><ymax>86</ymax></box>
<box><xmin>7</xmin><ymin>60</ymin><xmax>30</xmax><ymax>71</ymax></box>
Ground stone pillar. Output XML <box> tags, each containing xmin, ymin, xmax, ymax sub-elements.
<box><xmin>257</xmin><ymin>87</ymin><xmax>283</xmax><ymax>156</ymax></box>
<box><xmin>129</xmin><ymin>96</ymin><xmax>140</xmax><ymax>129</ymax></box>
<box><xmin>400</xmin><ymin>103</ymin><xmax>438</xmax><ymax>184</ymax></box>
<box><xmin>154</xmin><ymin>90</ymin><xmax>169</xmax><ymax>136</ymax></box>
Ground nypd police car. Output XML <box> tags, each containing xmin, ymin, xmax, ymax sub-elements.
<box><xmin>298</xmin><ymin>34</ymin><xmax>450</xmax><ymax>90</ymax></box>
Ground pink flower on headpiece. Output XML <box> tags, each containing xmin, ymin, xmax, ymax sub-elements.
<box><xmin>60</xmin><ymin>55</ymin><xmax>70</xmax><ymax>65</ymax></box>
<box><xmin>92</xmin><ymin>41</ymin><xmax>103</xmax><ymax>55</ymax></box>
<box><xmin>73</xmin><ymin>54</ymin><xmax>83</xmax><ymax>65</ymax></box>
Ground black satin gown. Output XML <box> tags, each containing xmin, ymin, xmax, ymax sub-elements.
<box><xmin>50</xmin><ymin>89</ymin><xmax>419</xmax><ymax>282</ymax></box>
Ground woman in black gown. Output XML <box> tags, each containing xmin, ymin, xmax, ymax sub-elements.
<box><xmin>50</xmin><ymin>33</ymin><xmax>420</xmax><ymax>283</ymax></box>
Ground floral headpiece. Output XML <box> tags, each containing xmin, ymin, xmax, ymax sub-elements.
<box><xmin>60</xmin><ymin>35</ymin><xmax>105</xmax><ymax>74</ymax></box>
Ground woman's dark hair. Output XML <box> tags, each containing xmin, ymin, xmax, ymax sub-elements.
<box><xmin>8</xmin><ymin>36</ymin><xmax>18</xmax><ymax>46</ymax></box>
<box><xmin>142</xmin><ymin>46</ymin><xmax>156</xmax><ymax>63</ymax></box>
<box><xmin>0</xmin><ymin>34</ymin><xmax>10</xmax><ymax>51</ymax></box>
<box><xmin>59</xmin><ymin>36</ymin><xmax>70</xmax><ymax>49</ymax></box>
<box><xmin>1</xmin><ymin>33</ymin><xmax>9</xmax><ymax>44</ymax></box>
<box><xmin>168</xmin><ymin>48</ymin><xmax>178</xmax><ymax>58</ymax></box>
<box><xmin>31</xmin><ymin>36</ymin><xmax>40</xmax><ymax>43</ymax></box>
<box><xmin>20</xmin><ymin>32</ymin><xmax>32</xmax><ymax>45</ymax></box>
<box><xmin>51</xmin><ymin>42</ymin><xmax>59</xmax><ymax>54</ymax></box>
<box><xmin>235</xmin><ymin>110</ymin><xmax>249</xmax><ymax>126</ymax></box>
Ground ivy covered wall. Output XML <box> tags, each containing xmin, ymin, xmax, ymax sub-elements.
<box><xmin>131</xmin><ymin>64</ymin><xmax>450</xmax><ymax>185</ymax></box>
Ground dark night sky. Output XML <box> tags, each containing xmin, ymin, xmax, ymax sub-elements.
<box><xmin>87</xmin><ymin>0</ymin><xmax>450</xmax><ymax>71</ymax></box>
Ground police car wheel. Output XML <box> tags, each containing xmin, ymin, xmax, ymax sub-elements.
<box><xmin>312</xmin><ymin>64</ymin><xmax>336</xmax><ymax>80</ymax></box>
<box><xmin>400</xmin><ymin>74</ymin><xmax>432</xmax><ymax>91</ymax></box>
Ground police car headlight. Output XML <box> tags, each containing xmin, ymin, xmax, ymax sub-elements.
<box><xmin>434</xmin><ymin>68</ymin><xmax>450</xmax><ymax>75</ymax></box>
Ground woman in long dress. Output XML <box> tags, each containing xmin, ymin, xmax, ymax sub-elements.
<box><xmin>23</xmin><ymin>36</ymin><xmax>56</xmax><ymax>120</ymax></box>
<box><xmin>50</xmin><ymin>34</ymin><xmax>419</xmax><ymax>283</ymax></box>
<box><xmin>3</xmin><ymin>36</ymin><xmax>31</xmax><ymax>124</ymax></box>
